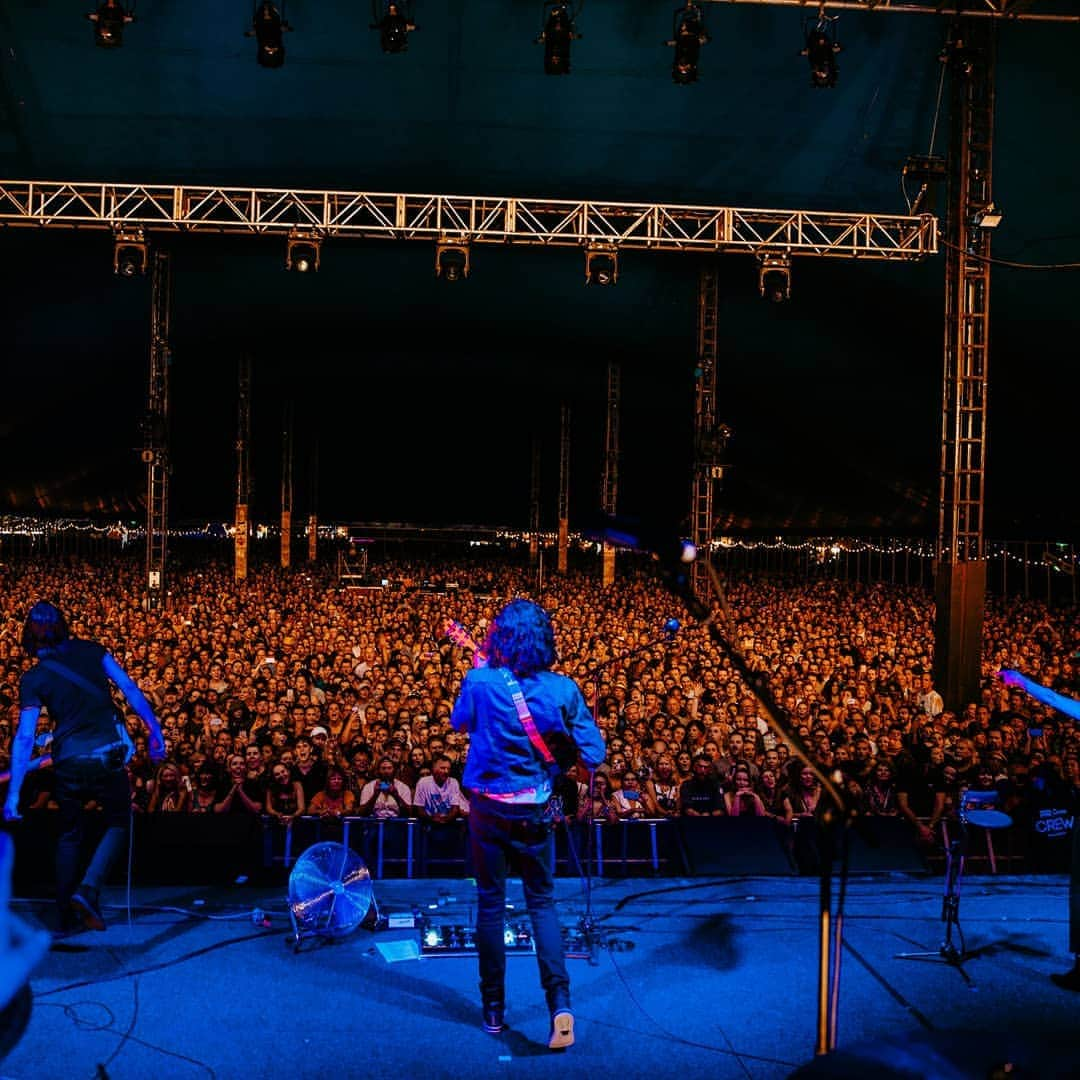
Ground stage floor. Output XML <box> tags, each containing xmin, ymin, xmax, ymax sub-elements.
<box><xmin>6</xmin><ymin>873</ymin><xmax>1079</xmax><ymax>1080</ymax></box>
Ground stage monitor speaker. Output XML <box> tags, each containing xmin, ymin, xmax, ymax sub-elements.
<box><xmin>678</xmin><ymin>817</ymin><xmax>794</xmax><ymax>875</ymax></box>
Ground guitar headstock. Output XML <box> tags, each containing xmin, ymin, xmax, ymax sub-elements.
<box><xmin>444</xmin><ymin>620</ymin><xmax>478</xmax><ymax>653</ymax></box>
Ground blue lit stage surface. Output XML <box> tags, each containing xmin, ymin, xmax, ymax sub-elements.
<box><xmin>9</xmin><ymin>874</ymin><xmax>1079</xmax><ymax>1080</ymax></box>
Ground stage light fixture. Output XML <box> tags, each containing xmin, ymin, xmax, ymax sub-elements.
<box><xmin>974</xmin><ymin>202</ymin><xmax>1003</xmax><ymax>229</ymax></box>
<box><xmin>286</xmin><ymin>232</ymin><xmax>321</xmax><ymax>272</ymax></box>
<box><xmin>372</xmin><ymin>0</ymin><xmax>417</xmax><ymax>54</ymax></box>
<box><xmin>247</xmin><ymin>0</ymin><xmax>290</xmax><ymax>68</ymax></box>
<box><xmin>665</xmin><ymin>3</ymin><xmax>708</xmax><ymax>86</ymax></box>
<box><xmin>758</xmin><ymin>254</ymin><xmax>791</xmax><ymax>303</ymax></box>
<box><xmin>800</xmin><ymin>11</ymin><xmax>840</xmax><ymax>89</ymax></box>
<box><xmin>113</xmin><ymin>227</ymin><xmax>147</xmax><ymax>277</ymax></box>
<box><xmin>87</xmin><ymin>0</ymin><xmax>134</xmax><ymax>48</ymax></box>
<box><xmin>435</xmin><ymin>242</ymin><xmax>470</xmax><ymax>282</ymax></box>
<box><xmin>585</xmin><ymin>247</ymin><xmax>617</xmax><ymax>286</ymax></box>
<box><xmin>537</xmin><ymin>2</ymin><xmax>578</xmax><ymax>76</ymax></box>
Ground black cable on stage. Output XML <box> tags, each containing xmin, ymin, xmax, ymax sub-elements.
<box><xmin>604</xmin><ymin>947</ymin><xmax>798</xmax><ymax>1073</ymax></box>
<box><xmin>34</xmin><ymin>927</ymin><xmax>279</xmax><ymax>998</ymax></box>
<box><xmin>34</xmin><ymin>999</ymin><xmax>217</xmax><ymax>1080</ymax></box>
<box><xmin>838</xmin><ymin>937</ymin><xmax>936</xmax><ymax>1034</ymax></box>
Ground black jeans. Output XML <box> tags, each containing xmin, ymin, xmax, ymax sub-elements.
<box><xmin>468</xmin><ymin>795</ymin><xmax>570</xmax><ymax>1013</ymax></box>
<box><xmin>54</xmin><ymin>754</ymin><xmax>131</xmax><ymax>916</ymax></box>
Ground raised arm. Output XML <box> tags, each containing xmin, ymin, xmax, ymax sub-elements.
<box><xmin>103</xmin><ymin>653</ymin><xmax>166</xmax><ymax>760</ymax></box>
<box><xmin>999</xmin><ymin>669</ymin><xmax>1080</xmax><ymax>722</ymax></box>
<box><xmin>3</xmin><ymin>706</ymin><xmax>41</xmax><ymax>821</ymax></box>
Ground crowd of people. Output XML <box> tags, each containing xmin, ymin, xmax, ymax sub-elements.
<box><xmin>1</xmin><ymin>549</ymin><xmax>1078</xmax><ymax>872</ymax></box>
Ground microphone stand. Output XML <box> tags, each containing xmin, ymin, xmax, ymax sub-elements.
<box><xmin>660</xmin><ymin>560</ymin><xmax>851</xmax><ymax>1058</ymax></box>
<box><xmin>569</xmin><ymin>626</ymin><xmax>681</xmax><ymax>958</ymax></box>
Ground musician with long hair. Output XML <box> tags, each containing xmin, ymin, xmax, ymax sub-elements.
<box><xmin>3</xmin><ymin>601</ymin><xmax>165</xmax><ymax>936</ymax></box>
<box><xmin>451</xmin><ymin>599</ymin><xmax>605</xmax><ymax>1049</ymax></box>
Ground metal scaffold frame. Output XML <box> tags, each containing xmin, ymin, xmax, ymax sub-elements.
<box><xmin>0</xmin><ymin>181</ymin><xmax>936</xmax><ymax>261</ymax></box>
<box><xmin>143</xmin><ymin>250</ymin><xmax>171</xmax><ymax>610</ymax></box>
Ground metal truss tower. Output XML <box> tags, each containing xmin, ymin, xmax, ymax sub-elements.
<box><xmin>235</xmin><ymin>356</ymin><xmax>252</xmax><ymax>582</ymax></box>
<box><xmin>281</xmin><ymin>404</ymin><xmax>294</xmax><ymax>569</ymax></box>
<box><xmin>690</xmin><ymin>266</ymin><xmax>730</xmax><ymax>602</ymax></box>
<box><xmin>529</xmin><ymin>436</ymin><xmax>541</xmax><ymax>563</ymax></box>
<box><xmin>935</xmin><ymin>20</ymin><xmax>996</xmax><ymax>711</ymax></box>
<box><xmin>600</xmin><ymin>362</ymin><xmax>621</xmax><ymax>586</ymax></box>
<box><xmin>557</xmin><ymin>405</ymin><xmax>571</xmax><ymax>574</ymax></box>
<box><xmin>308</xmin><ymin>441</ymin><xmax>318</xmax><ymax>564</ymax></box>
<box><xmin>142</xmin><ymin>249</ymin><xmax>171</xmax><ymax>610</ymax></box>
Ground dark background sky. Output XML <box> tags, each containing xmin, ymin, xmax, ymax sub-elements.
<box><xmin>1</xmin><ymin>2</ymin><xmax>1078</xmax><ymax>535</ymax></box>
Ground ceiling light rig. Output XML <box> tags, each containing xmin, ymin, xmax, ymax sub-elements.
<box><xmin>286</xmin><ymin>231</ymin><xmax>321</xmax><ymax>272</ymax></box>
<box><xmin>801</xmin><ymin>4</ymin><xmax>841</xmax><ymax>89</ymax></box>
<box><xmin>371</xmin><ymin>0</ymin><xmax>418</xmax><ymax>53</ymax></box>
<box><xmin>435</xmin><ymin>242</ymin><xmax>470</xmax><ymax>282</ymax></box>
<box><xmin>585</xmin><ymin>246</ymin><xmax>617</xmax><ymax>286</ymax></box>
<box><xmin>113</xmin><ymin>227</ymin><xmax>147</xmax><ymax>277</ymax></box>
<box><xmin>537</xmin><ymin>2</ymin><xmax>580</xmax><ymax>76</ymax></box>
<box><xmin>665</xmin><ymin>3</ymin><xmax>709</xmax><ymax>86</ymax></box>
<box><xmin>87</xmin><ymin>0</ymin><xmax>135</xmax><ymax>49</ymax></box>
<box><xmin>247</xmin><ymin>0</ymin><xmax>291</xmax><ymax>69</ymax></box>
<box><xmin>758</xmin><ymin>254</ymin><xmax>791</xmax><ymax>303</ymax></box>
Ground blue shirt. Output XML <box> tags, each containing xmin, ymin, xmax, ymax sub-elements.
<box><xmin>451</xmin><ymin>667</ymin><xmax>605</xmax><ymax>797</ymax></box>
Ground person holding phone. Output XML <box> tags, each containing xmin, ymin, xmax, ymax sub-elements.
<box><xmin>358</xmin><ymin>757</ymin><xmax>412</xmax><ymax>818</ymax></box>
<box><xmin>999</xmin><ymin>669</ymin><xmax>1080</xmax><ymax>990</ymax></box>
<box><xmin>4</xmin><ymin>601</ymin><xmax>166</xmax><ymax>936</ymax></box>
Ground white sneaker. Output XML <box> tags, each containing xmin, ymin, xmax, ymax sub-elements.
<box><xmin>548</xmin><ymin>1009</ymin><xmax>574</xmax><ymax>1049</ymax></box>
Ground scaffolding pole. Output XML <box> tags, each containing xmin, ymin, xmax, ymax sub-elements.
<box><xmin>281</xmin><ymin>404</ymin><xmax>294</xmax><ymax>569</ymax></box>
<box><xmin>235</xmin><ymin>356</ymin><xmax>252</xmax><ymax>582</ymax></box>
<box><xmin>557</xmin><ymin>405</ymin><xmax>571</xmax><ymax>574</ymax></box>
<box><xmin>600</xmin><ymin>361</ymin><xmax>621</xmax><ymax>586</ymax></box>
<box><xmin>529</xmin><ymin>436</ymin><xmax>541</xmax><ymax>563</ymax></box>
<box><xmin>308</xmin><ymin>440</ymin><xmax>318</xmax><ymax>564</ymax></box>
<box><xmin>935</xmin><ymin>19</ymin><xmax>995</xmax><ymax>712</ymax></box>
<box><xmin>143</xmin><ymin>249</ymin><xmax>171</xmax><ymax>611</ymax></box>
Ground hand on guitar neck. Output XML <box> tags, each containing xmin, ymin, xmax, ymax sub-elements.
<box><xmin>444</xmin><ymin>620</ymin><xmax>488</xmax><ymax>669</ymax></box>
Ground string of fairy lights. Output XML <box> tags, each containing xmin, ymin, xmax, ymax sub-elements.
<box><xmin>0</xmin><ymin>515</ymin><xmax>1075</xmax><ymax>576</ymax></box>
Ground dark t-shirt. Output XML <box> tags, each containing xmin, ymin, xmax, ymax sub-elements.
<box><xmin>680</xmin><ymin>777</ymin><xmax>724</xmax><ymax>816</ymax></box>
<box><xmin>895</xmin><ymin>755</ymin><xmax>944</xmax><ymax>817</ymax></box>
<box><xmin>19</xmin><ymin>639</ymin><xmax>121</xmax><ymax>762</ymax></box>
<box><xmin>292</xmin><ymin>761</ymin><xmax>327</xmax><ymax>804</ymax></box>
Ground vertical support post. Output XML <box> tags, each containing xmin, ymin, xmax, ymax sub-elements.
<box><xmin>935</xmin><ymin>19</ymin><xmax>995</xmax><ymax>712</ymax></box>
<box><xmin>690</xmin><ymin>264</ymin><xmax>728</xmax><ymax>602</ymax></box>
<box><xmin>281</xmin><ymin>404</ymin><xmax>293</xmax><ymax>569</ymax></box>
<box><xmin>307</xmin><ymin>441</ymin><xmax>318</xmax><ymax>564</ymax></box>
<box><xmin>235</xmin><ymin>355</ymin><xmax>252</xmax><ymax>583</ymax></box>
<box><xmin>557</xmin><ymin>405</ymin><xmax>570</xmax><ymax>574</ymax></box>
<box><xmin>143</xmin><ymin>249</ymin><xmax>171</xmax><ymax>610</ymax></box>
<box><xmin>529</xmin><ymin>435</ymin><xmax>541</xmax><ymax>564</ymax></box>
<box><xmin>600</xmin><ymin>361</ymin><xmax>621</xmax><ymax>586</ymax></box>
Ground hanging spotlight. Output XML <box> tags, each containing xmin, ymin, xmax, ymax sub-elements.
<box><xmin>800</xmin><ymin>8</ymin><xmax>840</xmax><ymax>89</ymax></box>
<box><xmin>87</xmin><ymin>0</ymin><xmax>134</xmax><ymax>49</ymax></box>
<box><xmin>371</xmin><ymin>0</ymin><xmax>417</xmax><ymax>54</ymax></box>
<box><xmin>286</xmin><ymin>231</ymin><xmax>321</xmax><ymax>272</ymax></box>
<box><xmin>665</xmin><ymin>3</ymin><xmax>708</xmax><ymax>86</ymax></box>
<box><xmin>113</xmin><ymin>227</ymin><xmax>147</xmax><ymax>277</ymax></box>
<box><xmin>537</xmin><ymin>2</ymin><xmax>579</xmax><ymax>76</ymax></box>
<box><xmin>758</xmin><ymin>254</ymin><xmax>790</xmax><ymax>303</ymax></box>
<box><xmin>435</xmin><ymin>242</ymin><xmax>470</xmax><ymax>282</ymax></box>
<box><xmin>247</xmin><ymin>0</ymin><xmax>291</xmax><ymax>68</ymax></box>
<box><xmin>585</xmin><ymin>246</ymin><xmax>617</xmax><ymax>286</ymax></box>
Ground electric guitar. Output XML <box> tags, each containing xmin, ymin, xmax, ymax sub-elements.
<box><xmin>443</xmin><ymin>620</ymin><xmax>579</xmax><ymax>780</ymax></box>
<box><xmin>0</xmin><ymin>755</ymin><xmax>53</xmax><ymax>787</ymax></box>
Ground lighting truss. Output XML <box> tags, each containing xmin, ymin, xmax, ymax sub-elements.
<box><xmin>0</xmin><ymin>181</ymin><xmax>938</xmax><ymax>261</ymax></box>
<box><xmin>694</xmin><ymin>0</ymin><xmax>1078</xmax><ymax>22</ymax></box>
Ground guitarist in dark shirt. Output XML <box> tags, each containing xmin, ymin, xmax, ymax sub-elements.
<box><xmin>4</xmin><ymin>602</ymin><xmax>165</xmax><ymax>935</ymax></box>
<box><xmin>450</xmin><ymin>600</ymin><xmax>605</xmax><ymax>1049</ymax></box>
